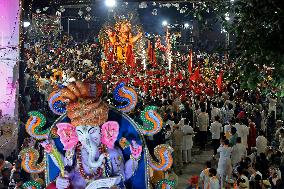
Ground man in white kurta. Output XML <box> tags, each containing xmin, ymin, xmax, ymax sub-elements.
<box><xmin>211</xmin><ymin>103</ymin><xmax>221</xmax><ymax>122</ymax></box>
<box><xmin>217</xmin><ymin>139</ymin><xmax>232</xmax><ymax>188</ymax></box>
<box><xmin>234</xmin><ymin>121</ymin><xmax>249</xmax><ymax>147</ymax></box>
<box><xmin>210</xmin><ymin>116</ymin><xmax>222</xmax><ymax>156</ymax></box>
<box><xmin>181</xmin><ymin>120</ymin><xmax>193</xmax><ymax>163</ymax></box>
<box><xmin>231</xmin><ymin>137</ymin><xmax>247</xmax><ymax>166</ymax></box>
<box><xmin>256</xmin><ymin>131</ymin><xmax>267</xmax><ymax>155</ymax></box>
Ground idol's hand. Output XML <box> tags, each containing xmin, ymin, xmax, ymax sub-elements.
<box><xmin>56</xmin><ymin>176</ymin><xmax>70</xmax><ymax>189</ymax></box>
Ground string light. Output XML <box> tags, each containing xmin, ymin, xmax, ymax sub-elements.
<box><xmin>156</xmin><ymin>179</ymin><xmax>176</xmax><ymax>189</ymax></box>
<box><xmin>113</xmin><ymin>82</ymin><xmax>138</xmax><ymax>113</ymax></box>
<box><xmin>22</xmin><ymin>181</ymin><xmax>41</xmax><ymax>189</ymax></box>
<box><xmin>149</xmin><ymin>144</ymin><xmax>173</xmax><ymax>171</ymax></box>
<box><xmin>48</xmin><ymin>91</ymin><xmax>66</xmax><ymax>115</ymax></box>
<box><xmin>19</xmin><ymin>147</ymin><xmax>46</xmax><ymax>174</ymax></box>
<box><xmin>138</xmin><ymin>106</ymin><xmax>163</xmax><ymax>136</ymax></box>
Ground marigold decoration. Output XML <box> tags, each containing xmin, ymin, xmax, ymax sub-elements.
<box><xmin>25</xmin><ymin>111</ymin><xmax>49</xmax><ymax>140</ymax></box>
<box><xmin>48</xmin><ymin>91</ymin><xmax>66</xmax><ymax>115</ymax></box>
<box><xmin>156</xmin><ymin>179</ymin><xmax>176</xmax><ymax>189</ymax></box>
<box><xmin>22</xmin><ymin>180</ymin><xmax>41</xmax><ymax>189</ymax></box>
<box><xmin>138</xmin><ymin>106</ymin><xmax>163</xmax><ymax>136</ymax></box>
<box><xmin>149</xmin><ymin>144</ymin><xmax>173</xmax><ymax>171</ymax></box>
<box><xmin>113</xmin><ymin>82</ymin><xmax>138</xmax><ymax>113</ymax></box>
<box><xmin>19</xmin><ymin>147</ymin><xmax>46</xmax><ymax>174</ymax></box>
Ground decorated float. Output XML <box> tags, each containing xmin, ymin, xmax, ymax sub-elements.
<box><xmin>19</xmin><ymin>80</ymin><xmax>175</xmax><ymax>189</ymax></box>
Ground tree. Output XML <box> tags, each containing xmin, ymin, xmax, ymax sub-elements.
<box><xmin>193</xmin><ymin>0</ymin><xmax>284</xmax><ymax>95</ymax></box>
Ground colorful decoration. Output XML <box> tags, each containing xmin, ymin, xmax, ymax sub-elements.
<box><xmin>138</xmin><ymin>106</ymin><xmax>163</xmax><ymax>136</ymax></box>
<box><xmin>19</xmin><ymin>147</ymin><xmax>46</xmax><ymax>174</ymax></box>
<box><xmin>48</xmin><ymin>91</ymin><xmax>66</xmax><ymax>115</ymax></box>
<box><xmin>22</xmin><ymin>180</ymin><xmax>41</xmax><ymax>189</ymax></box>
<box><xmin>113</xmin><ymin>82</ymin><xmax>138</xmax><ymax>113</ymax></box>
<box><xmin>101</xmin><ymin>121</ymin><xmax>119</xmax><ymax>149</ymax></box>
<box><xmin>149</xmin><ymin>144</ymin><xmax>173</xmax><ymax>171</ymax></box>
<box><xmin>156</xmin><ymin>179</ymin><xmax>177</xmax><ymax>189</ymax></box>
<box><xmin>41</xmin><ymin>81</ymin><xmax>147</xmax><ymax>188</ymax></box>
<box><xmin>25</xmin><ymin>111</ymin><xmax>49</xmax><ymax>140</ymax></box>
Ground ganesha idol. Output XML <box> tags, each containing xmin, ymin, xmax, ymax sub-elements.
<box><xmin>104</xmin><ymin>18</ymin><xmax>142</xmax><ymax>66</ymax></box>
<box><xmin>20</xmin><ymin>81</ymin><xmax>174</xmax><ymax>189</ymax></box>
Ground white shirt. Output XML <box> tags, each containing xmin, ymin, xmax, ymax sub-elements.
<box><xmin>217</xmin><ymin>145</ymin><xmax>232</xmax><ymax>176</ymax></box>
<box><xmin>197</xmin><ymin>112</ymin><xmax>209</xmax><ymax>131</ymax></box>
<box><xmin>231</xmin><ymin>143</ymin><xmax>247</xmax><ymax>165</ymax></box>
<box><xmin>182</xmin><ymin>124</ymin><xmax>193</xmax><ymax>150</ymax></box>
<box><xmin>234</xmin><ymin>123</ymin><xmax>249</xmax><ymax>146</ymax></box>
<box><xmin>210</xmin><ymin>121</ymin><xmax>222</xmax><ymax>139</ymax></box>
<box><xmin>256</xmin><ymin>136</ymin><xmax>267</xmax><ymax>155</ymax></box>
<box><xmin>211</xmin><ymin>107</ymin><xmax>221</xmax><ymax>122</ymax></box>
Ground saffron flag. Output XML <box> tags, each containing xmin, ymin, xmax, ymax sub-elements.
<box><xmin>189</xmin><ymin>66</ymin><xmax>200</xmax><ymax>82</ymax></box>
<box><xmin>188</xmin><ymin>49</ymin><xmax>193</xmax><ymax>74</ymax></box>
<box><xmin>216</xmin><ymin>70</ymin><xmax>223</xmax><ymax>92</ymax></box>
<box><xmin>148</xmin><ymin>40</ymin><xmax>153</xmax><ymax>63</ymax></box>
<box><xmin>148</xmin><ymin>40</ymin><xmax>157</xmax><ymax>67</ymax></box>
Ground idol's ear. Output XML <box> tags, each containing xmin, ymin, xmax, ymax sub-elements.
<box><xmin>101</xmin><ymin>121</ymin><xmax>119</xmax><ymax>149</ymax></box>
<box><xmin>56</xmin><ymin>123</ymin><xmax>78</xmax><ymax>150</ymax></box>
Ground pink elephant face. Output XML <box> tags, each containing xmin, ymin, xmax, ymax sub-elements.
<box><xmin>56</xmin><ymin>123</ymin><xmax>78</xmax><ymax>150</ymax></box>
<box><xmin>101</xmin><ymin>121</ymin><xmax>119</xmax><ymax>149</ymax></box>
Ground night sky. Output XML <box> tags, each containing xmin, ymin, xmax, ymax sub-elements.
<box><xmin>23</xmin><ymin>0</ymin><xmax>227</xmax><ymax>51</ymax></box>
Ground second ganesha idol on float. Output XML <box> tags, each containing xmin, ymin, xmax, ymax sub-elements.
<box><xmin>20</xmin><ymin>80</ymin><xmax>174</xmax><ymax>189</ymax></box>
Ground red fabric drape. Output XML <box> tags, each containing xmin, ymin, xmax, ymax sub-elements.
<box><xmin>126</xmin><ymin>45</ymin><xmax>135</xmax><ymax>68</ymax></box>
<box><xmin>147</xmin><ymin>40</ymin><xmax>157</xmax><ymax>67</ymax></box>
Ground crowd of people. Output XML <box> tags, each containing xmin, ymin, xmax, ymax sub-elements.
<box><xmin>144</xmin><ymin>91</ymin><xmax>284</xmax><ymax>189</ymax></box>
<box><xmin>11</xmin><ymin>30</ymin><xmax>284</xmax><ymax>189</ymax></box>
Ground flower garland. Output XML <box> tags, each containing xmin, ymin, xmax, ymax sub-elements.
<box><xmin>76</xmin><ymin>143</ymin><xmax>104</xmax><ymax>180</ymax></box>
